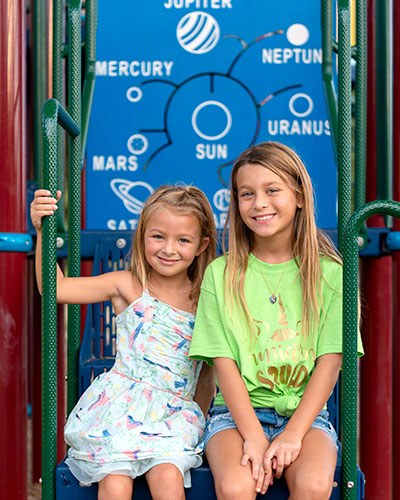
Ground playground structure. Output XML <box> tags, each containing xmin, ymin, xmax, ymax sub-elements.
<box><xmin>1</xmin><ymin>1</ymin><xmax>400</xmax><ymax>499</ymax></box>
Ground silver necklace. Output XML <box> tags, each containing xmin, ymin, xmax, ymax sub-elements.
<box><xmin>255</xmin><ymin>258</ymin><xmax>289</xmax><ymax>304</ymax></box>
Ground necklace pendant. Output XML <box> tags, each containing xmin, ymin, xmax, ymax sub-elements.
<box><xmin>269</xmin><ymin>295</ymin><xmax>277</xmax><ymax>304</ymax></box>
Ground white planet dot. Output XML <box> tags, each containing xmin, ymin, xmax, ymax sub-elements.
<box><xmin>287</xmin><ymin>24</ymin><xmax>309</xmax><ymax>46</ymax></box>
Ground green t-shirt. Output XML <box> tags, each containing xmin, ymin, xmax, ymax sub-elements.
<box><xmin>190</xmin><ymin>254</ymin><xmax>363</xmax><ymax>416</ymax></box>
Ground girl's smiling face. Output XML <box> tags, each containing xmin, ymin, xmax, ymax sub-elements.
<box><xmin>237</xmin><ymin>163</ymin><xmax>302</xmax><ymax>251</ymax></box>
<box><xmin>144</xmin><ymin>207</ymin><xmax>207</xmax><ymax>281</ymax></box>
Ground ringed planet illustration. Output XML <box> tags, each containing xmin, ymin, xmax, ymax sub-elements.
<box><xmin>110</xmin><ymin>179</ymin><xmax>154</xmax><ymax>214</ymax></box>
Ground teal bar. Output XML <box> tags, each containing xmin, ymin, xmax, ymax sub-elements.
<box><xmin>0</xmin><ymin>233</ymin><xmax>33</xmax><ymax>252</ymax></box>
<box><xmin>386</xmin><ymin>232</ymin><xmax>400</xmax><ymax>250</ymax></box>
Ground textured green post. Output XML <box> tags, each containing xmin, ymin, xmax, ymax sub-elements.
<box><xmin>352</xmin><ymin>0</ymin><xmax>368</xmax><ymax>250</ymax></box>
<box><xmin>33</xmin><ymin>0</ymin><xmax>48</xmax><ymax>185</ymax></box>
<box><xmin>337</xmin><ymin>2</ymin><xmax>355</xmax><ymax>496</ymax></box>
<box><xmin>53</xmin><ymin>0</ymin><xmax>66</xmax><ymax>233</ymax></box>
<box><xmin>41</xmin><ymin>98</ymin><xmax>79</xmax><ymax>500</ymax></box>
<box><xmin>376</xmin><ymin>0</ymin><xmax>392</xmax><ymax>204</ymax></box>
<box><xmin>338</xmin><ymin>0</ymin><xmax>352</xmax><ymax>253</ymax></box>
<box><xmin>81</xmin><ymin>0</ymin><xmax>98</xmax><ymax>161</ymax></box>
<box><xmin>41</xmin><ymin>100</ymin><xmax>58</xmax><ymax>500</ymax></box>
<box><xmin>321</xmin><ymin>0</ymin><xmax>338</xmax><ymax>162</ymax></box>
<box><xmin>67</xmin><ymin>0</ymin><xmax>82</xmax><ymax>414</ymax></box>
<box><xmin>342</xmin><ymin>200</ymin><xmax>400</xmax><ymax>500</ymax></box>
<box><xmin>354</xmin><ymin>0</ymin><xmax>367</xmax><ymax>212</ymax></box>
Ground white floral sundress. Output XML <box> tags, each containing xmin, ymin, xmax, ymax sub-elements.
<box><xmin>64</xmin><ymin>291</ymin><xmax>205</xmax><ymax>486</ymax></box>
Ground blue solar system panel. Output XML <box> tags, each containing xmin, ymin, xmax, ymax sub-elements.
<box><xmin>85</xmin><ymin>0</ymin><xmax>337</xmax><ymax>231</ymax></box>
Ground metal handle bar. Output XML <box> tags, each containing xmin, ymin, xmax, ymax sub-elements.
<box><xmin>341</xmin><ymin>200</ymin><xmax>400</xmax><ymax>500</ymax></box>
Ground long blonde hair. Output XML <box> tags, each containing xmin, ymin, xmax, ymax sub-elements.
<box><xmin>223</xmin><ymin>141</ymin><xmax>341</xmax><ymax>339</ymax></box>
<box><xmin>129</xmin><ymin>185</ymin><xmax>216</xmax><ymax>304</ymax></box>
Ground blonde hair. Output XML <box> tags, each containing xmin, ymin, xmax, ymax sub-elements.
<box><xmin>129</xmin><ymin>185</ymin><xmax>217</xmax><ymax>304</ymax></box>
<box><xmin>223</xmin><ymin>141</ymin><xmax>341</xmax><ymax>339</ymax></box>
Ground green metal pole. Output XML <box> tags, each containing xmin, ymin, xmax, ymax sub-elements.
<box><xmin>41</xmin><ymin>100</ymin><xmax>58</xmax><ymax>500</ymax></box>
<box><xmin>67</xmin><ymin>0</ymin><xmax>82</xmax><ymax>414</ymax></box>
<box><xmin>321</xmin><ymin>0</ymin><xmax>338</xmax><ymax>163</ymax></box>
<box><xmin>342</xmin><ymin>200</ymin><xmax>400</xmax><ymax>500</ymax></box>
<box><xmin>81</xmin><ymin>0</ymin><xmax>98</xmax><ymax>161</ymax></box>
<box><xmin>354</xmin><ymin>0</ymin><xmax>367</xmax><ymax>211</ymax></box>
<box><xmin>41</xmin><ymin>98</ymin><xmax>79</xmax><ymax>500</ymax></box>
<box><xmin>53</xmin><ymin>0</ymin><xmax>66</xmax><ymax>233</ymax></box>
<box><xmin>376</xmin><ymin>0</ymin><xmax>392</xmax><ymax>204</ymax></box>
<box><xmin>337</xmin><ymin>1</ymin><xmax>355</xmax><ymax>497</ymax></box>
<box><xmin>33</xmin><ymin>0</ymin><xmax>48</xmax><ymax>185</ymax></box>
<box><xmin>338</xmin><ymin>0</ymin><xmax>352</xmax><ymax>253</ymax></box>
<box><xmin>353</xmin><ymin>0</ymin><xmax>368</xmax><ymax>249</ymax></box>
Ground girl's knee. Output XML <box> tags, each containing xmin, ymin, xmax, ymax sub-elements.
<box><xmin>98</xmin><ymin>475</ymin><xmax>133</xmax><ymax>500</ymax></box>
<box><xmin>215</xmin><ymin>474</ymin><xmax>256</xmax><ymax>500</ymax></box>
<box><xmin>147</xmin><ymin>465</ymin><xmax>185</xmax><ymax>500</ymax></box>
<box><xmin>289</xmin><ymin>472</ymin><xmax>333</xmax><ymax>500</ymax></box>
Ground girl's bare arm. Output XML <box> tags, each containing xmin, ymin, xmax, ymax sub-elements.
<box><xmin>31</xmin><ymin>189</ymin><xmax>137</xmax><ymax>308</ymax></box>
<box><xmin>193</xmin><ymin>363</ymin><xmax>215</xmax><ymax>417</ymax></box>
<box><xmin>263</xmin><ymin>352</ymin><xmax>342</xmax><ymax>478</ymax></box>
<box><xmin>214</xmin><ymin>357</ymin><xmax>271</xmax><ymax>494</ymax></box>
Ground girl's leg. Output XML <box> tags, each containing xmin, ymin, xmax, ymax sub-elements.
<box><xmin>98</xmin><ymin>474</ymin><xmax>133</xmax><ymax>500</ymax></box>
<box><xmin>145</xmin><ymin>463</ymin><xmax>185</xmax><ymax>500</ymax></box>
<box><xmin>206</xmin><ymin>429</ymin><xmax>258</xmax><ymax>500</ymax></box>
<box><xmin>284</xmin><ymin>428</ymin><xmax>337</xmax><ymax>500</ymax></box>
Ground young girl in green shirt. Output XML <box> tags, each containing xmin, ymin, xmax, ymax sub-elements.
<box><xmin>190</xmin><ymin>142</ymin><xmax>362</xmax><ymax>499</ymax></box>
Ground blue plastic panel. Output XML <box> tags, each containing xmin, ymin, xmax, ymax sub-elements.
<box><xmin>85</xmin><ymin>0</ymin><xmax>337</xmax><ymax>231</ymax></box>
<box><xmin>53</xmin><ymin>228</ymin><xmax>389</xmax><ymax>259</ymax></box>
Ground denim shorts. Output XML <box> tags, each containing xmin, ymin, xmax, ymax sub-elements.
<box><xmin>202</xmin><ymin>406</ymin><xmax>338</xmax><ymax>449</ymax></box>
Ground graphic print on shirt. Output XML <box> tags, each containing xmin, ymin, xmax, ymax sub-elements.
<box><xmin>249</xmin><ymin>294</ymin><xmax>315</xmax><ymax>393</ymax></box>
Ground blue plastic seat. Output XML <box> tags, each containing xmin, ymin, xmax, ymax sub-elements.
<box><xmin>56</xmin><ymin>236</ymin><xmax>365</xmax><ymax>499</ymax></box>
<box><xmin>56</xmin><ymin>453</ymin><xmax>364</xmax><ymax>499</ymax></box>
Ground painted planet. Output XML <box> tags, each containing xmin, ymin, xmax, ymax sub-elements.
<box><xmin>176</xmin><ymin>11</ymin><xmax>220</xmax><ymax>54</ymax></box>
<box><xmin>213</xmin><ymin>188</ymin><xmax>230</xmax><ymax>212</ymax></box>
<box><xmin>110</xmin><ymin>179</ymin><xmax>154</xmax><ymax>214</ymax></box>
<box><xmin>286</xmin><ymin>23</ymin><xmax>309</xmax><ymax>46</ymax></box>
<box><xmin>127</xmin><ymin>134</ymin><xmax>148</xmax><ymax>155</ymax></box>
